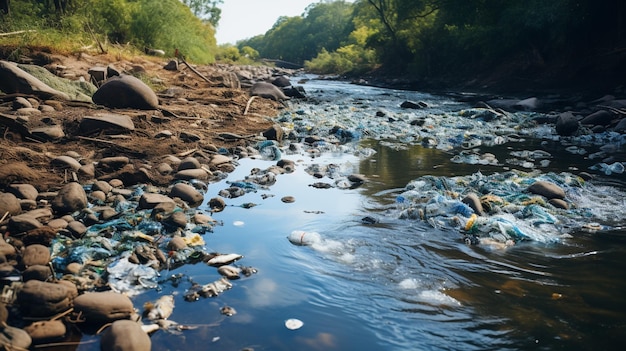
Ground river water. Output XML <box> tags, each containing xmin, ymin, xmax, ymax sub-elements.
<box><xmin>84</xmin><ymin>79</ymin><xmax>626</xmax><ymax>350</ymax></box>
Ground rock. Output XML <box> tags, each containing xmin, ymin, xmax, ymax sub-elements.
<box><xmin>250</xmin><ymin>81</ymin><xmax>289</xmax><ymax>101</ymax></box>
<box><xmin>282</xmin><ymin>86</ymin><xmax>307</xmax><ymax>98</ymax></box>
<box><xmin>208</xmin><ymin>197</ymin><xmax>226</xmax><ymax>212</ymax></box>
<box><xmin>169</xmin><ymin>183</ymin><xmax>204</xmax><ymax>207</ymax></box>
<box><xmin>614</xmin><ymin>117</ymin><xmax>626</xmax><ymax>132</ymax></box>
<box><xmin>167</xmin><ymin>236</ymin><xmax>187</xmax><ymax>251</ymax></box>
<box><xmin>73</xmin><ymin>291</ymin><xmax>134</xmax><ymax>323</ymax></box>
<box><xmin>79</xmin><ymin>112</ymin><xmax>135</xmax><ymax>134</ymax></box>
<box><xmin>92</xmin><ymin>180</ymin><xmax>113</xmax><ymax>193</ymax></box>
<box><xmin>555</xmin><ymin>112</ymin><xmax>579</xmax><ymax>136</ymax></box>
<box><xmin>98</xmin><ymin>156</ymin><xmax>131</xmax><ymax>172</ymax></box>
<box><xmin>281</xmin><ymin>196</ymin><xmax>295</xmax><ymax>203</ymax></box>
<box><xmin>66</xmin><ymin>220</ymin><xmax>87</xmax><ymax>238</ymax></box>
<box><xmin>92</xmin><ymin>74</ymin><xmax>159</xmax><ymax>109</ymax></box>
<box><xmin>0</xmin><ymin>60</ymin><xmax>70</xmax><ymax>100</ymax></box>
<box><xmin>164</xmin><ymin>60</ymin><xmax>179</xmax><ymax>71</ymax></box>
<box><xmin>0</xmin><ymin>192</ymin><xmax>22</xmax><ymax>216</ymax></box>
<box><xmin>100</xmin><ymin>320</ymin><xmax>151</xmax><ymax>351</ymax></box>
<box><xmin>271</xmin><ymin>76</ymin><xmax>291</xmax><ymax>87</ymax></box>
<box><xmin>51</xmin><ymin>182</ymin><xmax>88</xmax><ymax>214</ymax></box>
<box><xmin>22</xmin><ymin>264</ymin><xmax>53</xmax><ymax>282</ymax></box>
<box><xmin>13</xmin><ymin>96</ymin><xmax>32</xmax><ymax>109</ymax></box>
<box><xmin>20</xmin><ymin>244</ymin><xmax>51</xmax><ymax>267</ymax></box>
<box><xmin>8</xmin><ymin>213</ymin><xmax>43</xmax><ymax>233</ymax></box>
<box><xmin>51</xmin><ymin>155</ymin><xmax>82</xmax><ymax>171</ymax></box>
<box><xmin>23</xmin><ymin>320</ymin><xmax>66</xmax><ymax>344</ymax></box>
<box><xmin>527</xmin><ymin>181</ymin><xmax>565</xmax><ymax>200</ymax></box>
<box><xmin>263</xmin><ymin>124</ymin><xmax>284</xmax><ymax>141</ymax></box>
<box><xmin>137</xmin><ymin>193</ymin><xmax>175</xmax><ymax>210</ymax></box>
<box><xmin>400</xmin><ymin>100</ymin><xmax>427</xmax><ymax>109</ymax></box>
<box><xmin>0</xmin><ymin>325</ymin><xmax>32</xmax><ymax>350</ymax></box>
<box><xmin>549</xmin><ymin>198</ymin><xmax>569</xmax><ymax>210</ymax></box>
<box><xmin>178</xmin><ymin>157</ymin><xmax>201</xmax><ymax>170</ymax></box>
<box><xmin>16</xmin><ymin>280</ymin><xmax>73</xmax><ymax>317</ymax></box>
<box><xmin>180</xmin><ymin>131</ymin><xmax>201</xmax><ymax>142</ymax></box>
<box><xmin>31</xmin><ymin>125</ymin><xmax>65</xmax><ymax>140</ymax></box>
<box><xmin>580</xmin><ymin>110</ymin><xmax>614</xmax><ymax>126</ymax></box>
<box><xmin>210</xmin><ymin>154</ymin><xmax>231</xmax><ymax>167</ymax></box>
<box><xmin>174</xmin><ymin>168</ymin><xmax>211</xmax><ymax>181</ymax></box>
<box><xmin>88</xmin><ymin>66</ymin><xmax>107</xmax><ymax>84</ymax></box>
<box><xmin>166</xmin><ymin>211</ymin><xmax>188</xmax><ymax>228</ymax></box>
<box><xmin>462</xmin><ymin>193</ymin><xmax>484</xmax><ymax>215</ymax></box>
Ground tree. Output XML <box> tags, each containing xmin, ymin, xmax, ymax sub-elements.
<box><xmin>180</xmin><ymin>0</ymin><xmax>222</xmax><ymax>26</ymax></box>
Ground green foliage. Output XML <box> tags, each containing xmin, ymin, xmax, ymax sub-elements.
<box><xmin>0</xmin><ymin>0</ymin><xmax>217</xmax><ymax>64</ymax></box>
<box><xmin>180</xmin><ymin>0</ymin><xmax>223</xmax><ymax>26</ymax></box>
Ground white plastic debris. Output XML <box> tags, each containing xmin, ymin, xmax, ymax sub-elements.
<box><xmin>285</xmin><ymin>318</ymin><xmax>304</xmax><ymax>330</ymax></box>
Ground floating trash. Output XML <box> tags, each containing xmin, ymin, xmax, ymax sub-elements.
<box><xmin>285</xmin><ymin>318</ymin><xmax>304</xmax><ymax>330</ymax></box>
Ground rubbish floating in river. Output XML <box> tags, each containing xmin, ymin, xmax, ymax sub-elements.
<box><xmin>394</xmin><ymin>170</ymin><xmax>626</xmax><ymax>247</ymax></box>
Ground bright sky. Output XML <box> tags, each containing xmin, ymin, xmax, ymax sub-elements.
<box><xmin>215</xmin><ymin>0</ymin><xmax>352</xmax><ymax>45</ymax></box>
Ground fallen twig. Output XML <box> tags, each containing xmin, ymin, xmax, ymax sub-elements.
<box><xmin>243</xmin><ymin>96</ymin><xmax>257</xmax><ymax>115</ymax></box>
<box><xmin>178</xmin><ymin>55</ymin><xmax>216</xmax><ymax>85</ymax></box>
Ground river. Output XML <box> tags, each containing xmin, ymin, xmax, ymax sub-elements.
<box><xmin>83</xmin><ymin>78</ymin><xmax>626</xmax><ymax>350</ymax></box>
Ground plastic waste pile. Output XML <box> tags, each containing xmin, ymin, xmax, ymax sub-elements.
<box><xmin>394</xmin><ymin>170</ymin><xmax>626</xmax><ymax>248</ymax></box>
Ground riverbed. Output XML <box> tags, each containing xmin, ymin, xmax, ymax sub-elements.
<box><xmin>85</xmin><ymin>78</ymin><xmax>626</xmax><ymax>350</ymax></box>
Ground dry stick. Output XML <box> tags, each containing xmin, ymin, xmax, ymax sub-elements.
<box><xmin>243</xmin><ymin>96</ymin><xmax>257</xmax><ymax>115</ymax></box>
<box><xmin>0</xmin><ymin>29</ymin><xmax>37</xmax><ymax>36</ymax></box>
<box><xmin>179</xmin><ymin>55</ymin><xmax>216</xmax><ymax>85</ymax></box>
<box><xmin>0</xmin><ymin>211</ymin><xmax>9</xmax><ymax>223</ymax></box>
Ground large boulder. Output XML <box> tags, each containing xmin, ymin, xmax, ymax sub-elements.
<box><xmin>100</xmin><ymin>320</ymin><xmax>151</xmax><ymax>351</ymax></box>
<box><xmin>0</xmin><ymin>60</ymin><xmax>70</xmax><ymax>100</ymax></box>
<box><xmin>250</xmin><ymin>82</ymin><xmax>289</xmax><ymax>101</ymax></box>
<box><xmin>73</xmin><ymin>291</ymin><xmax>134</xmax><ymax>324</ymax></box>
<box><xmin>555</xmin><ymin>112</ymin><xmax>579</xmax><ymax>136</ymax></box>
<box><xmin>92</xmin><ymin>75</ymin><xmax>159</xmax><ymax>109</ymax></box>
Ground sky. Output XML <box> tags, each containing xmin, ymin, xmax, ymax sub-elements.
<box><xmin>215</xmin><ymin>0</ymin><xmax>351</xmax><ymax>45</ymax></box>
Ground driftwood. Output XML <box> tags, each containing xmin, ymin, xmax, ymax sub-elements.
<box><xmin>178</xmin><ymin>56</ymin><xmax>216</xmax><ymax>85</ymax></box>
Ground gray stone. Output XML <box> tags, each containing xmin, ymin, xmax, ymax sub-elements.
<box><xmin>0</xmin><ymin>60</ymin><xmax>70</xmax><ymax>100</ymax></box>
<box><xmin>580</xmin><ymin>110</ymin><xmax>614</xmax><ymax>126</ymax></box>
<box><xmin>92</xmin><ymin>74</ymin><xmax>159</xmax><ymax>110</ymax></box>
<box><xmin>210</xmin><ymin>154</ymin><xmax>231</xmax><ymax>167</ymax></box>
<box><xmin>92</xmin><ymin>180</ymin><xmax>113</xmax><ymax>194</ymax></box>
<box><xmin>66</xmin><ymin>220</ymin><xmax>87</xmax><ymax>238</ymax></box>
<box><xmin>514</xmin><ymin>97</ymin><xmax>540</xmax><ymax>111</ymax></box>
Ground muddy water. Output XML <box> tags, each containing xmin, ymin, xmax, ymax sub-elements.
<box><xmin>82</xmin><ymin>80</ymin><xmax>626</xmax><ymax>350</ymax></box>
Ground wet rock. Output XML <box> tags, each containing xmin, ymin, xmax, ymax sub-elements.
<box><xmin>92</xmin><ymin>74</ymin><xmax>159</xmax><ymax>110</ymax></box>
<box><xmin>462</xmin><ymin>193</ymin><xmax>484</xmax><ymax>215</ymax></box>
<box><xmin>555</xmin><ymin>112</ymin><xmax>579</xmax><ymax>136</ymax></box>
<box><xmin>169</xmin><ymin>183</ymin><xmax>204</xmax><ymax>207</ymax></box>
<box><xmin>17</xmin><ymin>280</ymin><xmax>73</xmax><ymax>317</ymax></box>
<box><xmin>100</xmin><ymin>320</ymin><xmax>151</xmax><ymax>351</ymax></box>
<box><xmin>0</xmin><ymin>192</ymin><xmax>22</xmax><ymax>216</ymax></box>
<box><xmin>348</xmin><ymin>173</ymin><xmax>367</xmax><ymax>184</ymax></box>
<box><xmin>80</xmin><ymin>113</ymin><xmax>135</xmax><ymax>134</ymax></box>
<box><xmin>281</xmin><ymin>196</ymin><xmax>295</xmax><ymax>203</ymax></box>
<box><xmin>21</xmin><ymin>226</ymin><xmax>57</xmax><ymax>246</ymax></box>
<box><xmin>513</xmin><ymin>97</ymin><xmax>540</xmax><ymax>111</ymax></box>
<box><xmin>47</xmin><ymin>218</ymin><xmax>68</xmax><ymax>230</ymax></box>
<box><xmin>250</xmin><ymin>81</ymin><xmax>289</xmax><ymax>101</ymax></box>
<box><xmin>271</xmin><ymin>76</ymin><xmax>291</xmax><ymax>87</ymax></box>
<box><xmin>0</xmin><ymin>325</ymin><xmax>32</xmax><ymax>350</ymax></box>
<box><xmin>527</xmin><ymin>181</ymin><xmax>565</xmax><ymax>200</ymax></box>
<box><xmin>614</xmin><ymin>118</ymin><xmax>626</xmax><ymax>132</ymax></box>
<box><xmin>0</xmin><ymin>303</ymin><xmax>7</xmax><ymax>324</ymax></box>
<box><xmin>282</xmin><ymin>86</ymin><xmax>306</xmax><ymax>98</ymax></box>
<box><xmin>165</xmin><ymin>211</ymin><xmax>188</xmax><ymax>228</ymax></box>
<box><xmin>549</xmin><ymin>198</ymin><xmax>569</xmax><ymax>210</ymax></box>
<box><xmin>51</xmin><ymin>155</ymin><xmax>82</xmax><ymax>171</ymax></box>
<box><xmin>218</xmin><ymin>265</ymin><xmax>241</xmax><ymax>279</ymax></box>
<box><xmin>208</xmin><ymin>197</ymin><xmax>226</xmax><ymax>212</ymax></box>
<box><xmin>580</xmin><ymin>110</ymin><xmax>614</xmax><ymax>126</ymax></box>
<box><xmin>24</xmin><ymin>319</ymin><xmax>67</xmax><ymax>344</ymax></box>
<box><xmin>73</xmin><ymin>291</ymin><xmax>134</xmax><ymax>323</ymax></box>
<box><xmin>51</xmin><ymin>182</ymin><xmax>88</xmax><ymax>214</ymax></box>
<box><xmin>167</xmin><ymin>236</ymin><xmax>187</xmax><ymax>251</ymax></box>
<box><xmin>164</xmin><ymin>60</ymin><xmax>179</xmax><ymax>71</ymax></box>
<box><xmin>0</xmin><ymin>237</ymin><xmax>17</xmax><ymax>259</ymax></box>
